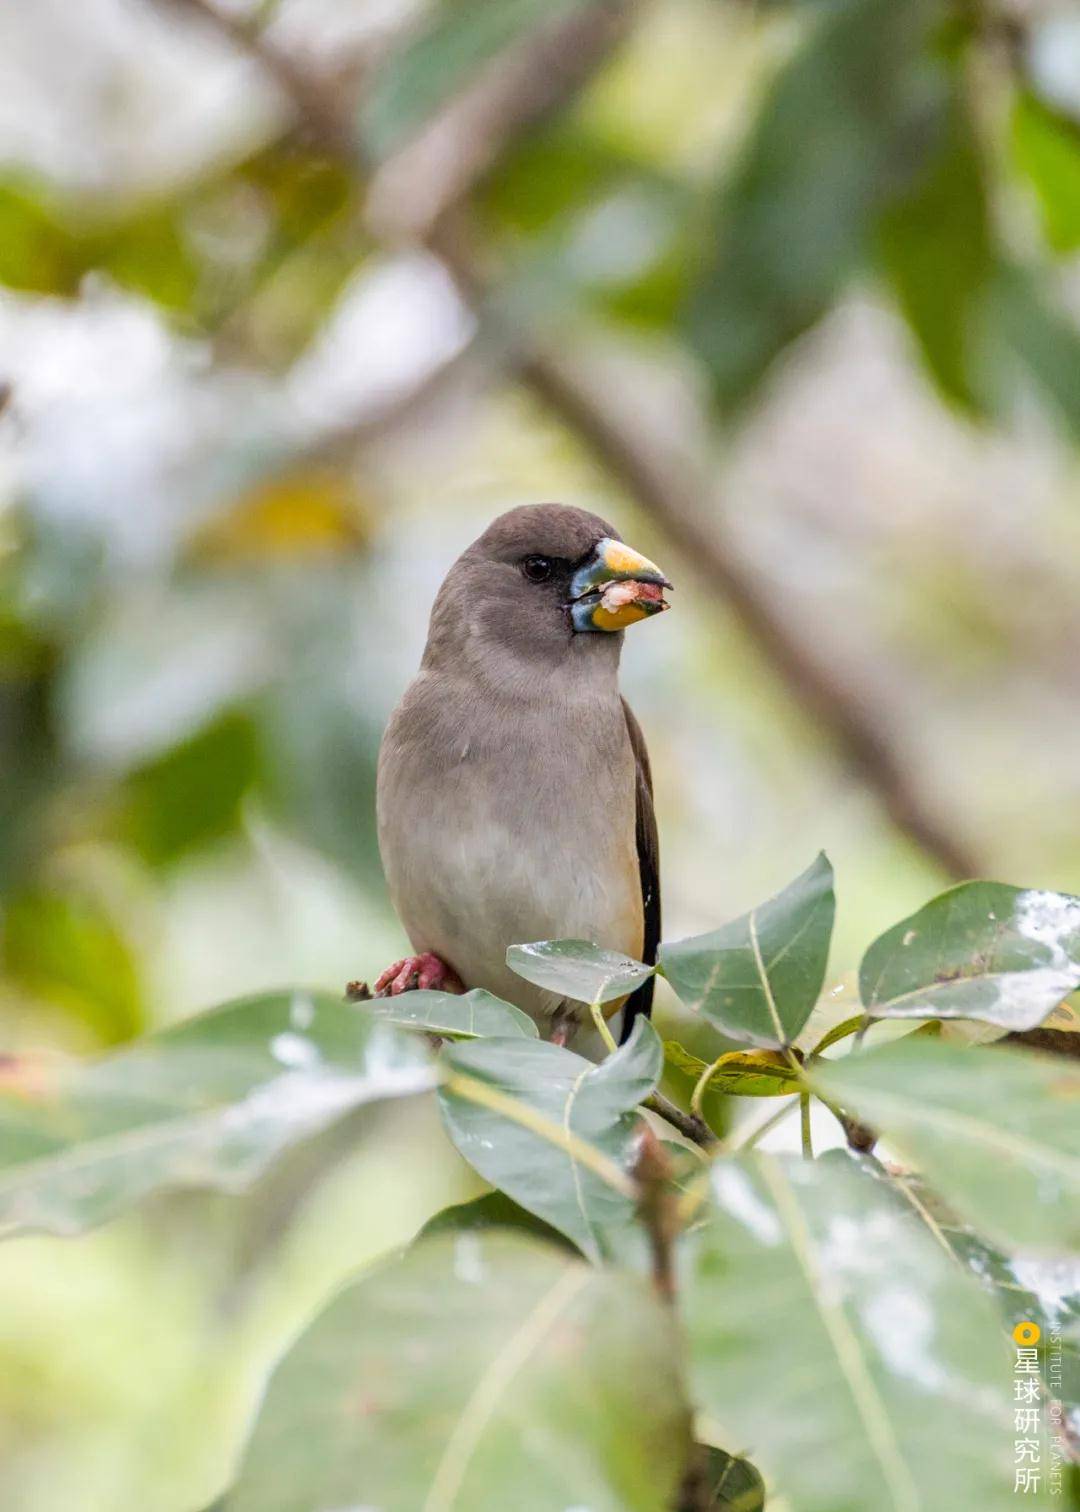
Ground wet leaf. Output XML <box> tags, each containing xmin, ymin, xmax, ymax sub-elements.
<box><xmin>860</xmin><ymin>880</ymin><xmax>1080</xmax><ymax>1031</ymax></box>
<box><xmin>437</xmin><ymin>1019</ymin><xmax>662</xmax><ymax>1260</ymax></box>
<box><xmin>685</xmin><ymin>1152</ymin><xmax>1020</xmax><ymax>1511</ymax></box>
<box><xmin>660</xmin><ymin>853</ymin><xmax>834</xmax><ymax>1048</ymax></box>
<box><xmin>0</xmin><ymin>993</ymin><xmax>432</xmax><ymax>1239</ymax></box>
<box><xmin>812</xmin><ymin>1038</ymin><xmax>1080</xmax><ymax>1253</ymax></box>
<box><xmin>853</xmin><ymin>1158</ymin><xmax>1080</xmax><ymax>1430</ymax></box>
<box><xmin>506</xmin><ymin>937</ymin><xmax>654</xmax><ymax>1005</ymax></box>
<box><xmin>224</xmin><ymin>1232</ymin><xmax>690</xmax><ymax>1512</ymax></box>
<box><xmin>369</xmin><ymin>988</ymin><xmax>538</xmax><ymax>1039</ymax></box>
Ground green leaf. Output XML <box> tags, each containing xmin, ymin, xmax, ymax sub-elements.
<box><xmin>663</xmin><ymin>1040</ymin><xmax>802</xmax><ymax>1097</ymax></box>
<box><xmin>686</xmin><ymin>0</ymin><xmax>948</xmax><ymax>411</ymax></box>
<box><xmin>361</xmin><ymin>0</ymin><xmax>587</xmax><ymax>160</ymax></box>
<box><xmin>691</xmin><ymin>1447</ymin><xmax>766</xmax><ymax>1512</ymax></box>
<box><xmin>368</xmin><ymin>988</ymin><xmax>538</xmax><ymax>1039</ymax></box>
<box><xmin>811</xmin><ymin>1038</ymin><xmax>1080</xmax><ymax>1253</ymax></box>
<box><xmin>1012</xmin><ymin>90</ymin><xmax>1080</xmax><ymax>255</ymax></box>
<box><xmin>659</xmin><ymin>853</ymin><xmax>835</xmax><ymax>1048</ymax></box>
<box><xmin>438</xmin><ymin>1019</ymin><xmax>662</xmax><ymax>1260</ymax></box>
<box><xmin>224</xmin><ymin>1232</ymin><xmax>690</xmax><ymax>1512</ymax></box>
<box><xmin>119</xmin><ymin>710</ymin><xmax>259</xmax><ymax>866</ymax></box>
<box><xmin>416</xmin><ymin>1189</ymin><xmax>573</xmax><ymax>1250</ymax></box>
<box><xmin>992</xmin><ymin>264</ymin><xmax>1080</xmax><ymax>444</ymax></box>
<box><xmin>860</xmin><ymin>880</ymin><xmax>1080</xmax><ymax>1030</ymax></box>
<box><xmin>1</xmin><ymin>885</ymin><xmax>144</xmax><ymax>1045</ymax></box>
<box><xmin>684</xmin><ymin>1152</ymin><xmax>1020</xmax><ymax>1511</ymax></box>
<box><xmin>506</xmin><ymin>938</ymin><xmax>654</xmax><ymax>1004</ymax></box>
<box><xmin>0</xmin><ymin>993</ymin><xmax>432</xmax><ymax>1239</ymax></box>
<box><xmin>876</xmin><ymin>93</ymin><xmax>995</xmax><ymax>411</ymax></box>
<box><xmin>854</xmin><ymin>1159</ymin><xmax>1080</xmax><ymax>1428</ymax></box>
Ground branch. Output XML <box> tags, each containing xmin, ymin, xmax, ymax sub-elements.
<box><xmin>643</xmin><ymin>1091</ymin><xmax>717</xmax><ymax>1150</ymax></box>
<box><xmin>633</xmin><ymin>1123</ymin><xmax>679</xmax><ymax>1302</ymax></box>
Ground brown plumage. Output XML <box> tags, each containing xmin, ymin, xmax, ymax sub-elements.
<box><xmin>375</xmin><ymin>503</ymin><xmax>667</xmax><ymax>1049</ymax></box>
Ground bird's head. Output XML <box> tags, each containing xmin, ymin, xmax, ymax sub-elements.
<box><xmin>427</xmin><ymin>504</ymin><xmax>671</xmax><ymax>672</ymax></box>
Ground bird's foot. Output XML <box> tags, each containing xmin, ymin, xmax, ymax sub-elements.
<box><xmin>372</xmin><ymin>953</ymin><xmax>464</xmax><ymax>997</ymax></box>
<box><xmin>549</xmin><ymin>1004</ymin><xmax>576</xmax><ymax>1048</ymax></box>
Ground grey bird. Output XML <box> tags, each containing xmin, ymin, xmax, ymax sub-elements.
<box><xmin>373</xmin><ymin>503</ymin><xmax>671</xmax><ymax>1048</ymax></box>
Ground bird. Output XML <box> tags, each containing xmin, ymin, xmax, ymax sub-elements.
<box><xmin>373</xmin><ymin>503</ymin><xmax>670</xmax><ymax>1049</ymax></box>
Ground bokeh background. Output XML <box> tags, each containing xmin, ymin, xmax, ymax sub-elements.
<box><xmin>2</xmin><ymin>0</ymin><xmax>1080</xmax><ymax>1505</ymax></box>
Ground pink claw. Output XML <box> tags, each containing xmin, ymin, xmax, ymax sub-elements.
<box><xmin>373</xmin><ymin>952</ymin><xmax>464</xmax><ymax>997</ymax></box>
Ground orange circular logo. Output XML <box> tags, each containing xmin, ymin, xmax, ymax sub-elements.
<box><xmin>1013</xmin><ymin>1321</ymin><xmax>1041</xmax><ymax>1346</ymax></box>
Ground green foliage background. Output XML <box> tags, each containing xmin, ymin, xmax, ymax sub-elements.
<box><xmin>3</xmin><ymin>0</ymin><xmax>1080</xmax><ymax>1507</ymax></box>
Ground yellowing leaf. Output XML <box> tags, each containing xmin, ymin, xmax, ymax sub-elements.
<box><xmin>191</xmin><ymin>471</ymin><xmax>370</xmax><ymax>564</ymax></box>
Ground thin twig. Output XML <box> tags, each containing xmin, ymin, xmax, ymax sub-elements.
<box><xmin>643</xmin><ymin>1091</ymin><xmax>717</xmax><ymax>1149</ymax></box>
<box><xmin>634</xmin><ymin>1123</ymin><xmax>679</xmax><ymax>1302</ymax></box>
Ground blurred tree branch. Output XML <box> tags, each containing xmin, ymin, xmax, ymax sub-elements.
<box><xmin>148</xmin><ymin>0</ymin><xmax>982</xmax><ymax>880</ymax></box>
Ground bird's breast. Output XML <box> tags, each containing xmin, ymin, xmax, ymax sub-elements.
<box><xmin>376</xmin><ymin>676</ymin><xmax>643</xmax><ymax>1027</ymax></box>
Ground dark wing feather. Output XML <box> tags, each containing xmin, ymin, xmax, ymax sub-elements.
<box><xmin>620</xmin><ymin>697</ymin><xmax>660</xmax><ymax>1044</ymax></box>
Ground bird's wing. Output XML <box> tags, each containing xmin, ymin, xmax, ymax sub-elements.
<box><xmin>620</xmin><ymin>697</ymin><xmax>659</xmax><ymax>1043</ymax></box>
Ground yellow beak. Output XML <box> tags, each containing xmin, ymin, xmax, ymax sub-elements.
<box><xmin>569</xmin><ymin>537</ymin><xmax>672</xmax><ymax>634</ymax></box>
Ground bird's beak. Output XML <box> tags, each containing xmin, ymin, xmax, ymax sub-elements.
<box><xmin>569</xmin><ymin>537</ymin><xmax>672</xmax><ymax>633</ymax></box>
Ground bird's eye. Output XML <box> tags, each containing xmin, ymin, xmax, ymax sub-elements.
<box><xmin>521</xmin><ymin>555</ymin><xmax>554</xmax><ymax>583</ymax></box>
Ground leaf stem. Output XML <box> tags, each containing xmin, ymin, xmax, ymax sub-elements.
<box><xmin>589</xmin><ymin>993</ymin><xmax>618</xmax><ymax>1056</ymax></box>
<box><xmin>800</xmin><ymin>1094</ymin><xmax>814</xmax><ymax>1160</ymax></box>
<box><xmin>642</xmin><ymin>1092</ymin><xmax>716</xmax><ymax>1150</ymax></box>
<box><xmin>690</xmin><ymin>1054</ymin><xmax>725</xmax><ymax>1118</ymax></box>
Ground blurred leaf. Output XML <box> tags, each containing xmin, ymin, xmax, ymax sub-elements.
<box><xmin>438</xmin><ymin>1019</ymin><xmax>662</xmax><ymax>1260</ymax></box>
<box><xmin>119</xmin><ymin>710</ymin><xmax>259</xmax><ymax>866</ymax></box>
<box><xmin>416</xmin><ymin>1188</ymin><xmax>572</xmax><ymax>1248</ymax></box>
<box><xmin>992</xmin><ymin>263</ymin><xmax>1080</xmax><ymax>444</ymax></box>
<box><xmin>188</xmin><ymin>470</ymin><xmax>369</xmax><ymax>565</ymax></box>
<box><xmin>1</xmin><ymin>886</ymin><xmax>144</xmax><ymax>1046</ymax></box>
<box><xmin>369</xmin><ymin>987</ymin><xmax>538</xmax><ymax>1039</ymax></box>
<box><xmin>684</xmin><ymin>1152</ymin><xmax>1019</xmax><ymax>1511</ymax></box>
<box><xmin>224</xmin><ymin>1232</ymin><xmax>690</xmax><ymax>1512</ymax></box>
<box><xmin>811</xmin><ymin>1038</ymin><xmax>1080</xmax><ymax>1253</ymax></box>
<box><xmin>660</xmin><ymin>853</ymin><xmax>834</xmax><ymax>1048</ymax></box>
<box><xmin>1012</xmin><ymin>90</ymin><xmax>1080</xmax><ymax>255</ymax></box>
<box><xmin>876</xmin><ymin>93</ymin><xmax>994</xmax><ymax>410</ymax></box>
<box><xmin>507</xmin><ymin>937</ymin><xmax>654</xmax><ymax>1004</ymax></box>
<box><xmin>860</xmin><ymin>880</ymin><xmax>1080</xmax><ymax>1030</ymax></box>
<box><xmin>686</xmin><ymin>0</ymin><xmax>949</xmax><ymax>411</ymax></box>
<box><xmin>362</xmin><ymin>0</ymin><xmax>587</xmax><ymax>160</ymax></box>
<box><xmin>662</xmin><ymin>1040</ymin><xmax>802</xmax><ymax>1097</ymax></box>
<box><xmin>855</xmin><ymin>1158</ymin><xmax>1080</xmax><ymax>1426</ymax></box>
<box><xmin>60</xmin><ymin>585</ymin><xmax>270</xmax><ymax>770</ymax></box>
<box><xmin>686</xmin><ymin>1447</ymin><xmax>766</xmax><ymax>1512</ymax></box>
<box><xmin>0</xmin><ymin>993</ymin><xmax>432</xmax><ymax>1239</ymax></box>
<box><xmin>0</xmin><ymin>178</ymin><xmax>198</xmax><ymax>310</ymax></box>
<box><xmin>483</xmin><ymin>125</ymin><xmax>697</xmax><ymax>330</ymax></box>
<box><xmin>484</xmin><ymin>122</ymin><xmax>656</xmax><ymax>237</ymax></box>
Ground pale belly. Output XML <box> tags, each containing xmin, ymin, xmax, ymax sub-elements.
<box><xmin>377</xmin><ymin>690</ymin><xmax>643</xmax><ymax>1033</ymax></box>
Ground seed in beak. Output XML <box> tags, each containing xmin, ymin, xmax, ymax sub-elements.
<box><xmin>599</xmin><ymin>580</ymin><xmax>667</xmax><ymax>612</ymax></box>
